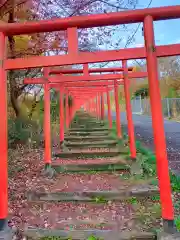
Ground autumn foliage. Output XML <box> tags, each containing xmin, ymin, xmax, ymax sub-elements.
<box><xmin>0</xmin><ymin>0</ymin><xmax>138</xmax><ymax>118</ymax></box>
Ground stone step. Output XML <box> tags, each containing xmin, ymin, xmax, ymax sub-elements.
<box><xmin>65</xmin><ymin>135</ymin><xmax>114</xmax><ymax>142</ymax></box>
<box><xmin>69</xmin><ymin>127</ymin><xmax>109</xmax><ymax>132</ymax></box>
<box><xmin>71</xmin><ymin>125</ymin><xmax>105</xmax><ymax>129</ymax></box>
<box><xmin>52</xmin><ymin>161</ymin><xmax>130</xmax><ymax>173</ymax></box>
<box><xmin>53</xmin><ymin>148</ymin><xmax>128</xmax><ymax>159</ymax></box>
<box><xmin>67</xmin><ymin>146</ymin><xmax>118</xmax><ymax>151</ymax></box>
<box><xmin>24</xmin><ymin>228</ymin><xmax>156</xmax><ymax>240</ymax></box>
<box><xmin>78</xmin><ymin>122</ymin><xmax>104</xmax><ymax>126</ymax></box>
<box><xmin>67</xmin><ymin>131</ymin><xmax>110</xmax><ymax>136</ymax></box>
<box><xmin>65</xmin><ymin>140</ymin><xmax>118</xmax><ymax>148</ymax></box>
<box><xmin>71</xmin><ymin>121</ymin><xmax>104</xmax><ymax>128</ymax></box>
<box><xmin>27</xmin><ymin>185</ymin><xmax>159</xmax><ymax>202</ymax></box>
<box><xmin>73</xmin><ymin>120</ymin><xmax>103</xmax><ymax>124</ymax></box>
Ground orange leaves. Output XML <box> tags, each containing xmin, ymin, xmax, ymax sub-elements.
<box><xmin>7</xmin><ymin>34</ymin><xmax>45</xmax><ymax>57</ymax></box>
<box><xmin>132</xmin><ymin>66</ymin><xmax>136</xmax><ymax>72</ymax></box>
<box><xmin>14</xmin><ymin>35</ymin><xmax>31</xmax><ymax>51</ymax></box>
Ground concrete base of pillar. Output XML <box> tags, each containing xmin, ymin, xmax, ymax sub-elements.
<box><xmin>60</xmin><ymin>141</ymin><xmax>68</xmax><ymax>151</ymax></box>
<box><xmin>130</xmin><ymin>159</ymin><xmax>143</xmax><ymax>175</ymax></box>
<box><xmin>42</xmin><ymin>164</ymin><xmax>56</xmax><ymax>178</ymax></box>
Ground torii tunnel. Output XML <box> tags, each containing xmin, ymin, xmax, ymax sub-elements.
<box><xmin>0</xmin><ymin>4</ymin><xmax>180</xmax><ymax>233</ymax></box>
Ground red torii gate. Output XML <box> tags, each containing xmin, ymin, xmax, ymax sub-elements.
<box><xmin>0</xmin><ymin>4</ymin><xmax>180</xmax><ymax>233</ymax></box>
<box><xmin>68</xmin><ymin>86</ymin><xmax>112</xmax><ymax>127</ymax></box>
<box><xmin>55</xmin><ymin>80</ymin><xmax>122</xmax><ymax>137</ymax></box>
<box><xmin>24</xmin><ymin>68</ymin><xmax>146</xmax><ymax>151</ymax></box>
<box><xmin>70</xmin><ymin>91</ymin><xmax>104</xmax><ymax>118</ymax></box>
<box><xmin>60</xmin><ymin>81</ymin><xmax>116</xmax><ymax>129</ymax></box>
<box><xmin>24</xmin><ymin>66</ymin><xmax>145</xmax><ymax>162</ymax></box>
<box><xmin>49</xmin><ymin>65</ymin><xmax>136</xmax><ymax>121</ymax></box>
<box><xmin>67</xmin><ymin>85</ymin><xmax>113</xmax><ymax>120</ymax></box>
<box><xmin>53</xmin><ymin>81</ymin><xmax>117</xmax><ymax>124</ymax></box>
<box><xmin>26</xmin><ymin>73</ymin><xmax>124</xmax><ymax>163</ymax></box>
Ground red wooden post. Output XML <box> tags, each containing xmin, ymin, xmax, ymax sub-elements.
<box><xmin>106</xmin><ymin>87</ymin><xmax>112</xmax><ymax>128</ymax></box>
<box><xmin>91</xmin><ymin>99</ymin><xmax>93</xmax><ymax>114</ymax></box>
<box><xmin>43</xmin><ymin>68</ymin><xmax>51</xmax><ymax>167</ymax></box>
<box><xmin>87</xmin><ymin>101</ymin><xmax>89</xmax><ymax>112</ymax></box>
<box><xmin>93</xmin><ymin>99</ymin><xmax>96</xmax><ymax>115</ymax></box>
<box><xmin>91</xmin><ymin>98</ymin><xmax>94</xmax><ymax>115</ymax></box>
<box><xmin>122</xmin><ymin>60</ymin><xmax>136</xmax><ymax>159</ymax></box>
<box><xmin>101</xmin><ymin>92</ymin><xmax>105</xmax><ymax>120</ymax></box>
<box><xmin>65</xmin><ymin>92</ymin><xmax>69</xmax><ymax>129</ymax></box>
<box><xmin>94</xmin><ymin>99</ymin><xmax>96</xmax><ymax>115</ymax></box>
<box><xmin>67</xmin><ymin>27</ymin><xmax>78</xmax><ymax>54</ymax></box>
<box><xmin>97</xmin><ymin>95</ymin><xmax>99</xmax><ymax>118</ymax></box>
<box><xmin>69</xmin><ymin>102</ymin><xmax>73</xmax><ymax>125</ymax></box>
<box><xmin>114</xmin><ymin>80</ymin><xmax>122</xmax><ymax>138</ymax></box>
<box><xmin>59</xmin><ymin>87</ymin><xmax>64</xmax><ymax>146</ymax></box>
<box><xmin>90</xmin><ymin>99</ymin><xmax>93</xmax><ymax>114</ymax></box>
<box><xmin>95</xmin><ymin>96</ymin><xmax>98</xmax><ymax>117</ymax></box>
<box><xmin>90</xmin><ymin>98</ymin><xmax>93</xmax><ymax>114</ymax></box>
<box><xmin>144</xmin><ymin>15</ymin><xmax>174</xmax><ymax>231</ymax></box>
<box><xmin>95</xmin><ymin>97</ymin><xmax>97</xmax><ymax>116</ymax></box>
<box><xmin>0</xmin><ymin>32</ymin><xmax>8</xmax><ymax>231</ymax></box>
<box><xmin>85</xmin><ymin>102</ymin><xmax>87</xmax><ymax>112</ymax></box>
<box><xmin>98</xmin><ymin>93</ymin><xmax>101</xmax><ymax>119</ymax></box>
<box><xmin>84</xmin><ymin>102</ymin><xmax>86</xmax><ymax>111</ymax></box>
<box><xmin>89</xmin><ymin>100</ymin><xmax>91</xmax><ymax>114</ymax></box>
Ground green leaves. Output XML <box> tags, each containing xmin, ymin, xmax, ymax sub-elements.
<box><xmin>175</xmin><ymin>216</ymin><xmax>180</xmax><ymax>231</ymax></box>
<box><xmin>170</xmin><ymin>172</ymin><xmax>180</xmax><ymax>192</ymax></box>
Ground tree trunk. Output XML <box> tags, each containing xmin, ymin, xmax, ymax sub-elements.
<box><xmin>8</xmin><ymin>6</ymin><xmax>22</xmax><ymax>117</ymax></box>
<box><xmin>9</xmin><ymin>70</ymin><xmax>22</xmax><ymax>117</ymax></box>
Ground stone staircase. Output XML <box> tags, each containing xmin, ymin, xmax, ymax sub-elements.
<box><xmin>21</xmin><ymin>111</ymin><xmax>160</xmax><ymax>239</ymax></box>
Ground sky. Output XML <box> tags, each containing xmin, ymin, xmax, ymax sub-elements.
<box><xmin>131</xmin><ymin>0</ymin><xmax>180</xmax><ymax>47</ymax></box>
<box><xmin>89</xmin><ymin>0</ymin><xmax>180</xmax><ymax>68</ymax></box>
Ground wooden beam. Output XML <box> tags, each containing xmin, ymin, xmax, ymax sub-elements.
<box><xmin>1</xmin><ymin>6</ymin><xmax>180</xmax><ymax>36</ymax></box>
<box><xmin>24</xmin><ymin>72</ymin><xmax>146</xmax><ymax>85</ymax></box>
<box><xmin>5</xmin><ymin>44</ymin><xmax>180</xmax><ymax>70</ymax></box>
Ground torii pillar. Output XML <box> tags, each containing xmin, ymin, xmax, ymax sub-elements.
<box><xmin>123</xmin><ymin>60</ymin><xmax>136</xmax><ymax>159</ymax></box>
<box><xmin>106</xmin><ymin>87</ymin><xmax>112</xmax><ymax>128</ymax></box>
<box><xmin>59</xmin><ymin>86</ymin><xmax>65</xmax><ymax>149</ymax></box>
<box><xmin>65</xmin><ymin>91</ymin><xmax>69</xmax><ymax>129</ymax></box>
<box><xmin>144</xmin><ymin>15</ymin><xmax>174</xmax><ymax>231</ymax></box>
<box><xmin>101</xmin><ymin>92</ymin><xmax>105</xmax><ymax>120</ymax></box>
<box><xmin>43</xmin><ymin>68</ymin><xmax>51</xmax><ymax>167</ymax></box>
<box><xmin>114</xmin><ymin>80</ymin><xmax>122</xmax><ymax>138</ymax></box>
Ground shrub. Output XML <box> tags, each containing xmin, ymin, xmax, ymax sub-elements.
<box><xmin>8</xmin><ymin>117</ymin><xmax>42</xmax><ymax>148</ymax></box>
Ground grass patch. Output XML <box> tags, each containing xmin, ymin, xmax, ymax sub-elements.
<box><xmin>135</xmin><ymin>140</ymin><xmax>180</xmax><ymax>192</ymax></box>
<box><xmin>175</xmin><ymin>216</ymin><xmax>180</xmax><ymax>231</ymax></box>
<box><xmin>108</xmin><ymin>119</ymin><xmax>180</xmax><ymax>193</ymax></box>
<box><xmin>108</xmin><ymin>120</ymin><xmax>180</xmax><ymax>232</ymax></box>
